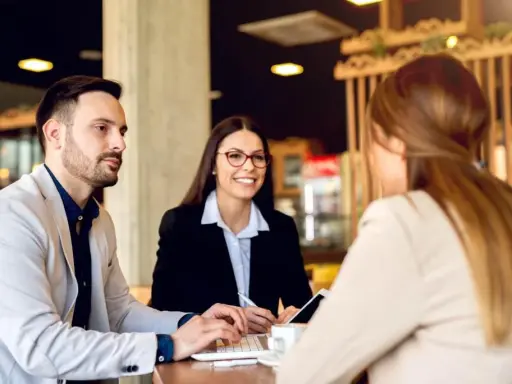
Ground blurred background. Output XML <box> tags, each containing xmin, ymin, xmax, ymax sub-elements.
<box><xmin>1</xmin><ymin>0</ymin><xmax>511</xmax><ymax>301</ymax></box>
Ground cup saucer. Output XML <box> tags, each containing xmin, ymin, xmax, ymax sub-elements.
<box><xmin>257</xmin><ymin>351</ymin><xmax>282</xmax><ymax>368</ymax></box>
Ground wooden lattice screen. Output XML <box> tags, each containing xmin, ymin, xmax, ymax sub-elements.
<box><xmin>335</xmin><ymin>36</ymin><xmax>512</xmax><ymax>240</ymax></box>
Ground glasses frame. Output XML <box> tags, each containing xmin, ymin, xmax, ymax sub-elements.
<box><xmin>217</xmin><ymin>150</ymin><xmax>272</xmax><ymax>169</ymax></box>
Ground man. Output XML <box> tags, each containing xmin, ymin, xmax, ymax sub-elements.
<box><xmin>0</xmin><ymin>76</ymin><xmax>248</xmax><ymax>384</ymax></box>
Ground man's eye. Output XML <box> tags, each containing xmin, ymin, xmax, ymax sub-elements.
<box><xmin>95</xmin><ymin>125</ymin><xmax>106</xmax><ymax>131</ymax></box>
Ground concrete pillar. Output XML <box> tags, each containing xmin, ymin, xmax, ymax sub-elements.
<box><xmin>102</xmin><ymin>0</ymin><xmax>210</xmax><ymax>286</ymax></box>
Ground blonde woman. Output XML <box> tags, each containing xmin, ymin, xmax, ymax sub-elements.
<box><xmin>277</xmin><ymin>54</ymin><xmax>512</xmax><ymax>383</ymax></box>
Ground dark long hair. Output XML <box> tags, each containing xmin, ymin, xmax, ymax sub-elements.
<box><xmin>181</xmin><ymin>115</ymin><xmax>275</xmax><ymax>213</ymax></box>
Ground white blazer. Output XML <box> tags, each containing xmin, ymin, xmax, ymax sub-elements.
<box><xmin>277</xmin><ymin>191</ymin><xmax>512</xmax><ymax>384</ymax></box>
<box><xmin>0</xmin><ymin>165</ymin><xmax>186</xmax><ymax>384</ymax></box>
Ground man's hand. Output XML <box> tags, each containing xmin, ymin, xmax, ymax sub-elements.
<box><xmin>202</xmin><ymin>303</ymin><xmax>249</xmax><ymax>335</ymax></box>
<box><xmin>243</xmin><ymin>306</ymin><xmax>276</xmax><ymax>334</ymax></box>
<box><xmin>276</xmin><ymin>306</ymin><xmax>299</xmax><ymax>324</ymax></box>
<box><xmin>171</xmin><ymin>316</ymin><xmax>241</xmax><ymax>361</ymax></box>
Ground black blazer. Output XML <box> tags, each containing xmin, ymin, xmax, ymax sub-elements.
<box><xmin>150</xmin><ymin>204</ymin><xmax>312</xmax><ymax>316</ymax></box>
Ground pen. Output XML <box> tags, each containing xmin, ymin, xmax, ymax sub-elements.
<box><xmin>238</xmin><ymin>292</ymin><xmax>257</xmax><ymax>307</ymax></box>
<box><xmin>213</xmin><ymin>359</ymin><xmax>258</xmax><ymax>368</ymax></box>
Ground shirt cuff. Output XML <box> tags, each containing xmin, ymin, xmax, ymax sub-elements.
<box><xmin>155</xmin><ymin>334</ymin><xmax>174</xmax><ymax>365</ymax></box>
<box><xmin>178</xmin><ymin>313</ymin><xmax>197</xmax><ymax>328</ymax></box>
<box><xmin>155</xmin><ymin>314</ymin><xmax>197</xmax><ymax>365</ymax></box>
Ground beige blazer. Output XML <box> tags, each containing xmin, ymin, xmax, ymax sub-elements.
<box><xmin>277</xmin><ymin>191</ymin><xmax>512</xmax><ymax>384</ymax></box>
<box><xmin>0</xmin><ymin>165</ymin><xmax>186</xmax><ymax>384</ymax></box>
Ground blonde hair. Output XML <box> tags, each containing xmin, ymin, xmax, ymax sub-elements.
<box><xmin>367</xmin><ymin>53</ymin><xmax>512</xmax><ymax>345</ymax></box>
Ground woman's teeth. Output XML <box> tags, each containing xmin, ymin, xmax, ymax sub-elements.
<box><xmin>235</xmin><ymin>178</ymin><xmax>255</xmax><ymax>184</ymax></box>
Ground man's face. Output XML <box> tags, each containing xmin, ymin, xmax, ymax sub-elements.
<box><xmin>61</xmin><ymin>91</ymin><xmax>127</xmax><ymax>188</ymax></box>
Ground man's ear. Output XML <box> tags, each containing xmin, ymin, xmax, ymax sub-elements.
<box><xmin>42</xmin><ymin>119</ymin><xmax>63</xmax><ymax>150</ymax></box>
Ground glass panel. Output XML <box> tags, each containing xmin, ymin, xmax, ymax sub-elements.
<box><xmin>0</xmin><ymin>128</ymin><xmax>39</xmax><ymax>188</ymax></box>
<box><xmin>0</xmin><ymin>139</ymin><xmax>18</xmax><ymax>182</ymax></box>
<box><xmin>283</xmin><ymin>155</ymin><xmax>302</xmax><ymax>189</ymax></box>
<box><xmin>18</xmin><ymin>136</ymin><xmax>32</xmax><ymax>176</ymax></box>
<box><xmin>32</xmin><ymin>136</ymin><xmax>43</xmax><ymax>170</ymax></box>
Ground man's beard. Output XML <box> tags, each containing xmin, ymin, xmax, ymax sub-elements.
<box><xmin>62</xmin><ymin>132</ymin><xmax>122</xmax><ymax>189</ymax></box>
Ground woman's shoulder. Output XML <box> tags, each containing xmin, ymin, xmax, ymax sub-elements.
<box><xmin>263</xmin><ymin>209</ymin><xmax>297</xmax><ymax>231</ymax></box>
<box><xmin>160</xmin><ymin>204</ymin><xmax>204</xmax><ymax>227</ymax></box>
<box><xmin>361</xmin><ymin>190</ymin><xmax>448</xmax><ymax>234</ymax></box>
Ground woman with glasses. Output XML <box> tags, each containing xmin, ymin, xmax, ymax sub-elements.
<box><xmin>150</xmin><ymin>116</ymin><xmax>312</xmax><ymax>333</ymax></box>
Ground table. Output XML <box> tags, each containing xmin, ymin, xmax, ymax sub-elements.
<box><xmin>153</xmin><ymin>360</ymin><xmax>276</xmax><ymax>384</ymax></box>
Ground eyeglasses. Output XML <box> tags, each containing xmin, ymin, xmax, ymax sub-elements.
<box><xmin>218</xmin><ymin>150</ymin><xmax>272</xmax><ymax>169</ymax></box>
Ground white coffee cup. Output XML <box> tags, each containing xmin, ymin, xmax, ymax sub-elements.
<box><xmin>267</xmin><ymin>323</ymin><xmax>307</xmax><ymax>357</ymax></box>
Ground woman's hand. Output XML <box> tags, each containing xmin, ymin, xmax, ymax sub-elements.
<box><xmin>276</xmin><ymin>306</ymin><xmax>299</xmax><ymax>324</ymax></box>
<box><xmin>243</xmin><ymin>306</ymin><xmax>277</xmax><ymax>334</ymax></box>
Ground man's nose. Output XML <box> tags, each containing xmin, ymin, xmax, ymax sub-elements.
<box><xmin>110</xmin><ymin>129</ymin><xmax>126</xmax><ymax>152</ymax></box>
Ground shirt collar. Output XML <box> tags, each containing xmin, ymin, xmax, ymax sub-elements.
<box><xmin>201</xmin><ymin>190</ymin><xmax>269</xmax><ymax>238</ymax></box>
<box><xmin>44</xmin><ymin>164</ymin><xmax>99</xmax><ymax>223</ymax></box>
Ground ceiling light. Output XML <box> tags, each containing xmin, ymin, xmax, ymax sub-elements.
<box><xmin>18</xmin><ymin>58</ymin><xmax>53</xmax><ymax>72</ymax></box>
<box><xmin>346</xmin><ymin>0</ymin><xmax>381</xmax><ymax>6</ymax></box>
<box><xmin>446</xmin><ymin>35</ymin><xmax>458</xmax><ymax>48</ymax></box>
<box><xmin>271</xmin><ymin>63</ymin><xmax>304</xmax><ymax>77</ymax></box>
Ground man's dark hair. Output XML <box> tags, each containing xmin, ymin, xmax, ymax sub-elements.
<box><xmin>35</xmin><ymin>75</ymin><xmax>122</xmax><ymax>155</ymax></box>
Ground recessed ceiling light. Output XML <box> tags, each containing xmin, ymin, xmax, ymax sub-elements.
<box><xmin>346</xmin><ymin>0</ymin><xmax>381</xmax><ymax>5</ymax></box>
<box><xmin>18</xmin><ymin>58</ymin><xmax>53</xmax><ymax>72</ymax></box>
<box><xmin>271</xmin><ymin>63</ymin><xmax>304</xmax><ymax>77</ymax></box>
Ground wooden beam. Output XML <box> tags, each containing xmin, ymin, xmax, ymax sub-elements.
<box><xmin>503</xmin><ymin>55</ymin><xmax>512</xmax><ymax>185</ymax></box>
<box><xmin>336</xmin><ymin>38</ymin><xmax>512</xmax><ymax>80</ymax></box>
<box><xmin>379</xmin><ymin>0</ymin><xmax>403</xmax><ymax>31</ymax></box>
<box><xmin>341</xmin><ymin>0</ymin><xmax>486</xmax><ymax>56</ymax></box>
<box><xmin>461</xmin><ymin>0</ymin><xmax>484</xmax><ymax>39</ymax></box>
<box><xmin>345</xmin><ymin>79</ymin><xmax>358</xmax><ymax>240</ymax></box>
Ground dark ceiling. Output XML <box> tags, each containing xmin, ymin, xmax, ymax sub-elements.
<box><xmin>0</xmin><ymin>0</ymin><xmax>509</xmax><ymax>153</ymax></box>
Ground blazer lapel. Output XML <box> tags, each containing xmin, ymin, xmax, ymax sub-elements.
<box><xmin>32</xmin><ymin>165</ymin><xmax>75</xmax><ymax>274</ymax></box>
<box><xmin>248</xmin><ymin>231</ymin><xmax>273</xmax><ymax>304</ymax></box>
<box><xmin>31</xmin><ymin>165</ymin><xmax>77</xmax><ymax>321</ymax></box>
<box><xmin>202</xmin><ymin>224</ymin><xmax>239</xmax><ymax>304</ymax></box>
<box><xmin>45</xmin><ymin>199</ymin><xmax>75</xmax><ymax>274</ymax></box>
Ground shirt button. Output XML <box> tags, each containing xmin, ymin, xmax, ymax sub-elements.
<box><xmin>83</xmin><ymin>282</ymin><xmax>87</xmax><ymax>287</ymax></box>
<box><xmin>78</xmin><ymin>215</ymin><xmax>83</xmax><ymax>221</ymax></box>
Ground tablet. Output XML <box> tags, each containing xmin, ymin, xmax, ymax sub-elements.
<box><xmin>286</xmin><ymin>288</ymin><xmax>330</xmax><ymax>324</ymax></box>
